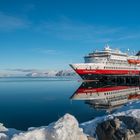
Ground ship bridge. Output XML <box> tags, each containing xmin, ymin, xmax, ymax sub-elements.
<box><xmin>84</xmin><ymin>45</ymin><xmax>127</xmax><ymax>63</ymax></box>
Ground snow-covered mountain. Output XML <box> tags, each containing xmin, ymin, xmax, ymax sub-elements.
<box><xmin>0</xmin><ymin>69</ymin><xmax>77</xmax><ymax>78</ymax></box>
<box><xmin>25</xmin><ymin>70</ymin><xmax>77</xmax><ymax>77</ymax></box>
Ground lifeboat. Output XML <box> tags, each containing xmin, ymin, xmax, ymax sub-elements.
<box><xmin>128</xmin><ymin>59</ymin><xmax>140</xmax><ymax>64</ymax></box>
<box><xmin>128</xmin><ymin>94</ymin><xmax>140</xmax><ymax>100</ymax></box>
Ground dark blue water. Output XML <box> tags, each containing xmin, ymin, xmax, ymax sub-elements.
<box><xmin>0</xmin><ymin>77</ymin><xmax>106</xmax><ymax>130</ymax></box>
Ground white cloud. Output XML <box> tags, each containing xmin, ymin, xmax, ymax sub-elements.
<box><xmin>38</xmin><ymin>49</ymin><xmax>59</xmax><ymax>55</ymax></box>
<box><xmin>36</xmin><ymin>18</ymin><xmax>140</xmax><ymax>44</ymax></box>
<box><xmin>6</xmin><ymin>69</ymin><xmax>37</xmax><ymax>73</ymax></box>
<box><xmin>116</xmin><ymin>34</ymin><xmax>140</xmax><ymax>41</ymax></box>
<box><xmin>0</xmin><ymin>12</ymin><xmax>30</xmax><ymax>31</ymax></box>
<box><xmin>33</xmin><ymin>48</ymin><xmax>61</xmax><ymax>55</ymax></box>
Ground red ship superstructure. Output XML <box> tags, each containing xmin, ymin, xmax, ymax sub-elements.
<box><xmin>70</xmin><ymin>45</ymin><xmax>140</xmax><ymax>80</ymax></box>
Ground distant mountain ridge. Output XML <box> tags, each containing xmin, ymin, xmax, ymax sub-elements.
<box><xmin>0</xmin><ymin>69</ymin><xmax>78</xmax><ymax>78</ymax></box>
<box><xmin>25</xmin><ymin>70</ymin><xmax>76</xmax><ymax>77</ymax></box>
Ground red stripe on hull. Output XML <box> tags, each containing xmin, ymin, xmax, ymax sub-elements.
<box><xmin>75</xmin><ymin>69</ymin><xmax>140</xmax><ymax>75</ymax></box>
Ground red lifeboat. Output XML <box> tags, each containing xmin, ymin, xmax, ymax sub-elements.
<box><xmin>128</xmin><ymin>59</ymin><xmax>140</xmax><ymax>64</ymax></box>
<box><xmin>128</xmin><ymin>94</ymin><xmax>140</xmax><ymax>100</ymax></box>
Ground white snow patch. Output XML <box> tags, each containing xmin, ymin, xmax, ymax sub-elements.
<box><xmin>11</xmin><ymin>128</ymin><xmax>47</xmax><ymax>140</ymax></box>
<box><xmin>1</xmin><ymin>114</ymin><xmax>87</xmax><ymax>140</ymax></box>
<box><xmin>0</xmin><ymin>133</ymin><xmax>9</xmax><ymax>140</ymax></box>
<box><xmin>0</xmin><ymin>124</ymin><xmax>8</xmax><ymax>132</ymax></box>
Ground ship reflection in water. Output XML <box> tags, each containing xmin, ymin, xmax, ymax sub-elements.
<box><xmin>71</xmin><ymin>80</ymin><xmax>140</xmax><ymax>112</ymax></box>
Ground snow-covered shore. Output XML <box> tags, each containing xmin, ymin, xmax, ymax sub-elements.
<box><xmin>81</xmin><ymin>100</ymin><xmax>140</xmax><ymax>139</ymax></box>
<box><xmin>0</xmin><ymin>101</ymin><xmax>140</xmax><ymax>140</ymax></box>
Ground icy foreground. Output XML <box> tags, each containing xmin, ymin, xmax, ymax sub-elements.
<box><xmin>0</xmin><ymin>114</ymin><xmax>88</xmax><ymax>140</ymax></box>
<box><xmin>0</xmin><ymin>101</ymin><xmax>140</xmax><ymax>140</ymax></box>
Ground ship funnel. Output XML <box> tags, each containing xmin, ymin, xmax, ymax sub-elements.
<box><xmin>136</xmin><ymin>51</ymin><xmax>140</xmax><ymax>56</ymax></box>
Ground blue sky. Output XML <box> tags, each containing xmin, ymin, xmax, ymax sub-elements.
<box><xmin>0</xmin><ymin>0</ymin><xmax>140</xmax><ymax>72</ymax></box>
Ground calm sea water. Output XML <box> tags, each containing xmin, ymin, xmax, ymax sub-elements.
<box><xmin>0</xmin><ymin>77</ymin><xmax>107</xmax><ymax>130</ymax></box>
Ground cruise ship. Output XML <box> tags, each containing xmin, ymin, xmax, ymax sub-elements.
<box><xmin>70</xmin><ymin>45</ymin><xmax>140</xmax><ymax>80</ymax></box>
